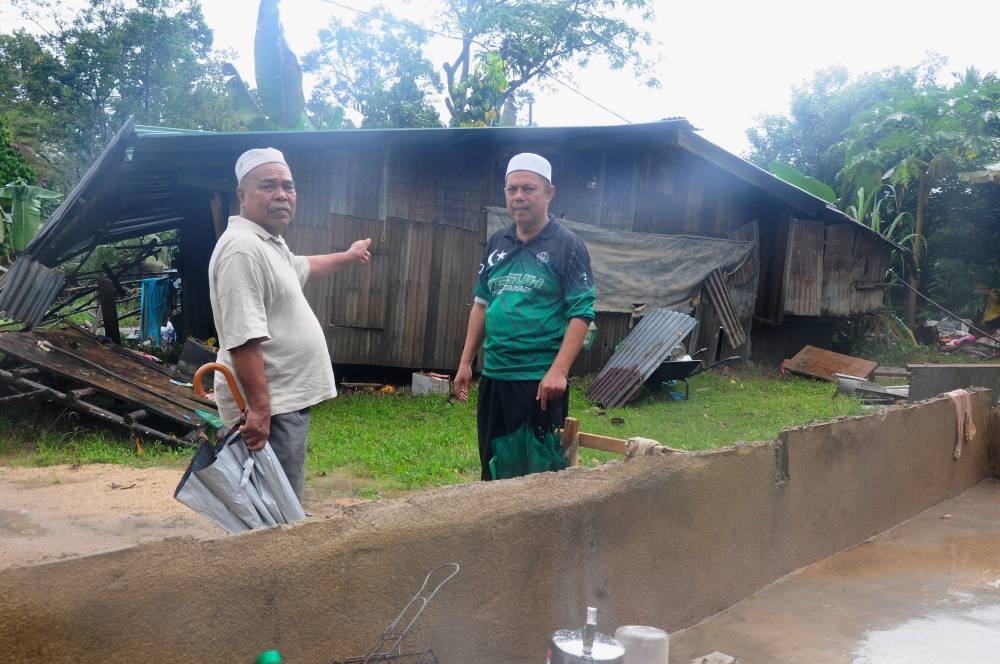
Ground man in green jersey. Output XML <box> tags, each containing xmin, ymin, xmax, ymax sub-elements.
<box><xmin>455</xmin><ymin>153</ymin><xmax>596</xmax><ymax>480</ymax></box>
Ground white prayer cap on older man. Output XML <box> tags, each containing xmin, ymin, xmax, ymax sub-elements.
<box><xmin>505</xmin><ymin>152</ymin><xmax>552</xmax><ymax>184</ymax></box>
<box><xmin>235</xmin><ymin>147</ymin><xmax>288</xmax><ymax>184</ymax></box>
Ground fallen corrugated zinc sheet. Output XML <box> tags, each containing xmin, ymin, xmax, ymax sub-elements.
<box><xmin>586</xmin><ymin>309</ymin><xmax>698</xmax><ymax>408</ymax></box>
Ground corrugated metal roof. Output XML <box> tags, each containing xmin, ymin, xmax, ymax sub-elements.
<box><xmin>3</xmin><ymin>117</ymin><xmax>899</xmax><ymax>331</ymax></box>
<box><xmin>705</xmin><ymin>269</ymin><xmax>747</xmax><ymax>349</ymax></box>
<box><xmin>586</xmin><ymin>309</ymin><xmax>698</xmax><ymax>408</ymax></box>
<box><xmin>22</xmin><ymin>117</ymin><xmax>900</xmax><ymax>270</ymax></box>
<box><xmin>0</xmin><ymin>259</ymin><xmax>65</xmax><ymax>327</ymax></box>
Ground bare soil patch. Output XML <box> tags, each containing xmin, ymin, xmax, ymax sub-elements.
<box><xmin>0</xmin><ymin>463</ymin><xmax>376</xmax><ymax>570</ymax></box>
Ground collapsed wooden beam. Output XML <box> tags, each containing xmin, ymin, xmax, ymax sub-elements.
<box><xmin>0</xmin><ymin>367</ymin><xmax>196</xmax><ymax>447</ymax></box>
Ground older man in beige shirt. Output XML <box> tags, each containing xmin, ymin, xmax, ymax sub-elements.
<box><xmin>209</xmin><ymin>147</ymin><xmax>371</xmax><ymax>498</ymax></box>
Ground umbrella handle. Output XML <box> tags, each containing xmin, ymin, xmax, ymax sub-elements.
<box><xmin>193</xmin><ymin>362</ymin><xmax>247</xmax><ymax>414</ymax></box>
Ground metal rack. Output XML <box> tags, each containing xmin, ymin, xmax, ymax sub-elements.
<box><xmin>332</xmin><ymin>563</ymin><xmax>460</xmax><ymax>664</ymax></box>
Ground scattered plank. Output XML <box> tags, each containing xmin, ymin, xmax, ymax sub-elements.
<box><xmin>783</xmin><ymin>345</ymin><xmax>878</xmax><ymax>382</ymax></box>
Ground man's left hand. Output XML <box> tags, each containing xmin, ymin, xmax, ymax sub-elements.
<box><xmin>536</xmin><ymin>368</ymin><xmax>568</xmax><ymax>410</ymax></box>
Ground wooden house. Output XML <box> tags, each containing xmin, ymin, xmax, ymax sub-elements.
<box><xmin>0</xmin><ymin>119</ymin><xmax>896</xmax><ymax>374</ymax></box>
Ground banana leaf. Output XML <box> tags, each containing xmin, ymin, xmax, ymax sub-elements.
<box><xmin>0</xmin><ymin>180</ymin><xmax>62</xmax><ymax>251</ymax></box>
<box><xmin>254</xmin><ymin>0</ymin><xmax>306</xmax><ymax>129</ymax></box>
<box><xmin>768</xmin><ymin>162</ymin><xmax>837</xmax><ymax>204</ymax></box>
<box><xmin>489</xmin><ymin>425</ymin><xmax>568</xmax><ymax>480</ymax></box>
<box><xmin>222</xmin><ymin>62</ymin><xmax>264</xmax><ymax>126</ymax></box>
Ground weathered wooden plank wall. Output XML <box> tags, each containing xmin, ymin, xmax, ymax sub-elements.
<box><xmin>754</xmin><ymin>205</ymin><xmax>791</xmax><ymax>326</ymax></box>
<box><xmin>423</xmin><ymin>224</ymin><xmax>482</xmax><ymax>369</ymax></box>
<box><xmin>277</xmin><ymin>138</ymin><xmax>887</xmax><ymax>372</ymax></box>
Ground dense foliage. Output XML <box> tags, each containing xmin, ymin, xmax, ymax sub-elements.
<box><xmin>748</xmin><ymin>58</ymin><xmax>1000</xmax><ymax>328</ymax></box>
<box><xmin>3</xmin><ymin>0</ymin><xmax>235</xmax><ymax>189</ymax></box>
<box><xmin>303</xmin><ymin>0</ymin><xmax>658</xmax><ymax>128</ymax></box>
<box><xmin>303</xmin><ymin>7</ymin><xmax>442</xmax><ymax>129</ymax></box>
<box><xmin>0</xmin><ymin>118</ymin><xmax>35</xmax><ymax>186</ymax></box>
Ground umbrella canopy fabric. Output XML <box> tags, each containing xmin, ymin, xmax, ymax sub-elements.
<box><xmin>174</xmin><ymin>426</ymin><xmax>305</xmax><ymax>533</ymax></box>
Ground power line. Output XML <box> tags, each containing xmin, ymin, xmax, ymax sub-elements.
<box><xmin>315</xmin><ymin>0</ymin><xmax>633</xmax><ymax>124</ymax></box>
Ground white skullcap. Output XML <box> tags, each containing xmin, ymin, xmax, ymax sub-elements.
<box><xmin>235</xmin><ymin>147</ymin><xmax>288</xmax><ymax>184</ymax></box>
<box><xmin>506</xmin><ymin>152</ymin><xmax>552</xmax><ymax>183</ymax></box>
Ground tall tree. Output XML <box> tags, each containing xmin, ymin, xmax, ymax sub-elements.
<box><xmin>839</xmin><ymin>69</ymin><xmax>1000</xmax><ymax>328</ymax></box>
<box><xmin>438</xmin><ymin>0</ymin><xmax>657</xmax><ymax>126</ymax></box>
<box><xmin>303</xmin><ymin>7</ymin><xmax>442</xmax><ymax>129</ymax></box>
<box><xmin>0</xmin><ymin>30</ymin><xmax>69</xmax><ymax>186</ymax></box>
<box><xmin>7</xmin><ymin>0</ymin><xmax>227</xmax><ymax>181</ymax></box>
<box><xmin>746</xmin><ymin>63</ymin><xmax>920</xmax><ymax>187</ymax></box>
<box><xmin>0</xmin><ymin>113</ymin><xmax>38</xmax><ymax>188</ymax></box>
<box><xmin>303</xmin><ymin>1</ymin><xmax>657</xmax><ymax>128</ymax></box>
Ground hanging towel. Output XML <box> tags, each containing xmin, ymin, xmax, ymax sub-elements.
<box><xmin>945</xmin><ymin>389</ymin><xmax>976</xmax><ymax>460</ymax></box>
<box><xmin>140</xmin><ymin>277</ymin><xmax>170</xmax><ymax>345</ymax></box>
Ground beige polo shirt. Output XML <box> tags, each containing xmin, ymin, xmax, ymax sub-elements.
<box><xmin>208</xmin><ymin>216</ymin><xmax>337</xmax><ymax>427</ymax></box>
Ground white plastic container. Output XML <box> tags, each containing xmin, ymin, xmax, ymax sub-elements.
<box><xmin>613</xmin><ymin>625</ymin><xmax>669</xmax><ymax>664</ymax></box>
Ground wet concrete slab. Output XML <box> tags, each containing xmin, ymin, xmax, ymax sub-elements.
<box><xmin>669</xmin><ymin>478</ymin><xmax>1000</xmax><ymax>663</ymax></box>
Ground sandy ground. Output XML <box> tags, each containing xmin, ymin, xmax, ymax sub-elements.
<box><xmin>0</xmin><ymin>464</ymin><xmax>224</xmax><ymax>569</ymax></box>
<box><xmin>0</xmin><ymin>463</ymin><xmax>373</xmax><ymax>570</ymax></box>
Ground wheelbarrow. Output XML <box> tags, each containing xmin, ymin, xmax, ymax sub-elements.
<box><xmin>647</xmin><ymin>349</ymin><xmax>741</xmax><ymax>400</ymax></box>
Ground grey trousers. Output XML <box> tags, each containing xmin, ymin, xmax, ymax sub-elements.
<box><xmin>268</xmin><ymin>408</ymin><xmax>311</xmax><ymax>500</ymax></box>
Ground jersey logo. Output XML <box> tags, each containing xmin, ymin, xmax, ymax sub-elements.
<box><xmin>536</xmin><ymin>251</ymin><xmax>550</xmax><ymax>264</ymax></box>
<box><xmin>487</xmin><ymin>249</ymin><xmax>508</xmax><ymax>267</ymax></box>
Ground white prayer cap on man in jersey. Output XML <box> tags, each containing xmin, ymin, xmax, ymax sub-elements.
<box><xmin>235</xmin><ymin>147</ymin><xmax>288</xmax><ymax>184</ymax></box>
<box><xmin>505</xmin><ymin>152</ymin><xmax>552</xmax><ymax>184</ymax></box>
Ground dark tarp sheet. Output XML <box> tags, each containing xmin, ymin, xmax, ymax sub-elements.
<box><xmin>487</xmin><ymin>208</ymin><xmax>754</xmax><ymax>315</ymax></box>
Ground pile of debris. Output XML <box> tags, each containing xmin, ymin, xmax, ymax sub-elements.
<box><xmin>0</xmin><ymin>324</ymin><xmax>217</xmax><ymax>446</ymax></box>
<box><xmin>926</xmin><ymin>318</ymin><xmax>1000</xmax><ymax>359</ymax></box>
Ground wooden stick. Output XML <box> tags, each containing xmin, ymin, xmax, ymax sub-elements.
<box><xmin>578</xmin><ymin>432</ymin><xmax>628</xmax><ymax>455</ymax></box>
<box><xmin>561</xmin><ymin>417</ymin><xmax>580</xmax><ymax>467</ymax></box>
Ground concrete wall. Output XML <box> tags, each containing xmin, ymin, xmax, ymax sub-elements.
<box><xmin>1</xmin><ymin>392</ymin><xmax>995</xmax><ymax>663</ymax></box>
<box><xmin>909</xmin><ymin>363</ymin><xmax>1000</xmax><ymax>402</ymax></box>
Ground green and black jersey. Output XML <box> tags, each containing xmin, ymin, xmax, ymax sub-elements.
<box><xmin>474</xmin><ymin>216</ymin><xmax>596</xmax><ymax>380</ymax></box>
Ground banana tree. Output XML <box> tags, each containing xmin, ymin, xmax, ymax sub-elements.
<box><xmin>222</xmin><ymin>0</ymin><xmax>312</xmax><ymax>130</ymax></box>
<box><xmin>840</xmin><ymin>82</ymin><xmax>1000</xmax><ymax>329</ymax></box>
<box><xmin>0</xmin><ymin>179</ymin><xmax>62</xmax><ymax>253</ymax></box>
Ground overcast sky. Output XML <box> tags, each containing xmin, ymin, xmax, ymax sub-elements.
<box><xmin>6</xmin><ymin>0</ymin><xmax>998</xmax><ymax>155</ymax></box>
<box><xmin>197</xmin><ymin>0</ymin><xmax>999</xmax><ymax>155</ymax></box>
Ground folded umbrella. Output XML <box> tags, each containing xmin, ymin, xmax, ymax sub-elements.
<box><xmin>174</xmin><ymin>362</ymin><xmax>305</xmax><ymax>533</ymax></box>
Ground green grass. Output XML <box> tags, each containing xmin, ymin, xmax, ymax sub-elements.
<box><xmin>0</xmin><ymin>366</ymin><xmax>866</xmax><ymax>498</ymax></box>
<box><xmin>0</xmin><ymin>405</ymin><xmax>191</xmax><ymax>468</ymax></box>
<box><xmin>308</xmin><ymin>389</ymin><xmax>481</xmax><ymax>491</ymax></box>
<box><xmin>571</xmin><ymin>366</ymin><xmax>865</xmax><ymax>451</ymax></box>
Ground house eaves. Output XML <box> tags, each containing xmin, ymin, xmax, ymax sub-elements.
<box><xmin>674</xmin><ymin>129</ymin><xmax>908</xmax><ymax>254</ymax></box>
<box><xmin>18</xmin><ymin>117</ymin><xmax>905</xmax><ymax>271</ymax></box>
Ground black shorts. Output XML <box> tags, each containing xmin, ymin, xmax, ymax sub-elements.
<box><xmin>476</xmin><ymin>377</ymin><xmax>569</xmax><ymax>481</ymax></box>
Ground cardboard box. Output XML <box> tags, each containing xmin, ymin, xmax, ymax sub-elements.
<box><xmin>411</xmin><ymin>372</ymin><xmax>450</xmax><ymax>396</ymax></box>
